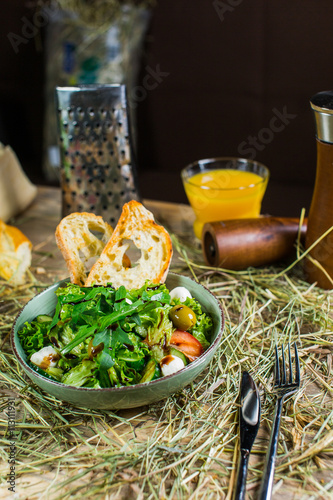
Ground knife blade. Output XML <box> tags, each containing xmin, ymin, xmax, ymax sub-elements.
<box><xmin>233</xmin><ymin>371</ymin><xmax>261</xmax><ymax>500</ymax></box>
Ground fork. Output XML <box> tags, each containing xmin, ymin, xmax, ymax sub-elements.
<box><xmin>258</xmin><ymin>342</ymin><xmax>300</xmax><ymax>500</ymax></box>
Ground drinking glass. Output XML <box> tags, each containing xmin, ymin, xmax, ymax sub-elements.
<box><xmin>181</xmin><ymin>157</ymin><xmax>269</xmax><ymax>239</ymax></box>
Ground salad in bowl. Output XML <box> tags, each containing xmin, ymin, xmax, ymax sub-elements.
<box><xmin>18</xmin><ymin>280</ymin><xmax>213</xmax><ymax>389</ymax></box>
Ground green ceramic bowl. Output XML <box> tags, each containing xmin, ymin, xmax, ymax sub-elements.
<box><xmin>11</xmin><ymin>273</ymin><xmax>224</xmax><ymax>410</ymax></box>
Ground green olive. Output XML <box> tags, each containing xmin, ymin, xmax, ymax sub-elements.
<box><xmin>169</xmin><ymin>304</ymin><xmax>196</xmax><ymax>330</ymax></box>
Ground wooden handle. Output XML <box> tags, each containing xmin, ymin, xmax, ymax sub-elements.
<box><xmin>202</xmin><ymin>217</ymin><xmax>307</xmax><ymax>270</ymax></box>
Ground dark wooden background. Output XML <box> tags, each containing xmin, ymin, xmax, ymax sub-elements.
<box><xmin>2</xmin><ymin>1</ymin><xmax>333</xmax><ymax>218</ymax></box>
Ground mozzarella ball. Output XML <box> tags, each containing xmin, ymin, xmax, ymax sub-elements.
<box><xmin>160</xmin><ymin>355</ymin><xmax>185</xmax><ymax>377</ymax></box>
<box><xmin>30</xmin><ymin>346</ymin><xmax>59</xmax><ymax>369</ymax></box>
<box><xmin>170</xmin><ymin>286</ymin><xmax>192</xmax><ymax>302</ymax></box>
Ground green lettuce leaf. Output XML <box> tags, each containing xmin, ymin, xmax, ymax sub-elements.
<box><xmin>61</xmin><ymin>359</ymin><xmax>96</xmax><ymax>387</ymax></box>
<box><xmin>189</xmin><ymin>313</ymin><xmax>213</xmax><ymax>350</ymax></box>
<box><xmin>18</xmin><ymin>320</ymin><xmax>49</xmax><ymax>358</ymax></box>
<box><xmin>146</xmin><ymin>306</ymin><xmax>174</xmax><ymax>347</ymax></box>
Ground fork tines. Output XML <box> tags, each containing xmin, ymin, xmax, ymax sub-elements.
<box><xmin>274</xmin><ymin>342</ymin><xmax>300</xmax><ymax>389</ymax></box>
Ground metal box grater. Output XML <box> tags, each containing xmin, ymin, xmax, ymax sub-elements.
<box><xmin>55</xmin><ymin>84</ymin><xmax>141</xmax><ymax>224</ymax></box>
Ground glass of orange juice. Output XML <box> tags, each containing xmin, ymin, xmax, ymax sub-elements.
<box><xmin>181</xmin><ymin>157</ymin><xmax>270</xmax><ymax>239</ymax></box>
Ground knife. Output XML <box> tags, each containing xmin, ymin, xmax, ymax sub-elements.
<box><xmin>233</xmin><ymin>371</ymin><xmax>261</xmax><ymax>500</ymax></box>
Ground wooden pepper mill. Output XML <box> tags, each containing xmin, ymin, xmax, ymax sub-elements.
<box><xmin>305</xmin><ymin>91</ymin><xmax>333</xmax><ymax>289</ymax></box>
<box><xmin>202</xmin><ymin>217</ymin><xmax>306</xmax><ymax>270</ymax></box>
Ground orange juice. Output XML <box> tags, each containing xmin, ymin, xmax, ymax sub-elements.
<box><xmin>183</xmin><ymin>169</ymin><xmax>268</xmax><ymax>238</ymax></box>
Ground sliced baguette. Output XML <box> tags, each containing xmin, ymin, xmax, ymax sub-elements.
<box><xmin>0</xmin><ymin>220</ymin><xmax>32</xmax><ymax>284</ymax></box>
<box><xmin>85</xmin><ymin>200</ymin><xmax>173</xmax><ymax>289</ymax></box>
<box><xmin>55</xmin><ymin>212</ymin><xmax>114</xmax><ymax>286</ymax></box>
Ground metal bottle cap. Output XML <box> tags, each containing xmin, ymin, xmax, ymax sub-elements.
<box><xmin>310</xmin><ymin>90</ymin><xmax>333</xmax><ymax>144</ymax></box>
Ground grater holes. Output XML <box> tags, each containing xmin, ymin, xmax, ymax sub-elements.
<box><xmin>77</xmin><ymin>107</ymin><xmax>85</xmax><ymax>120</ymax></box>
<box><xmin>100</xmin><ymin>108</ymin><xmax>107</xmax><ymax>119</ymax></box>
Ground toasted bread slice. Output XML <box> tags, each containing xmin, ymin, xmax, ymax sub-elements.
<box><xmin>0</xmin><ymin>220</ymin><xmax>32</xmax><ymax>284</ymax></box>
<box><xmin>55</xmin><ymin>212</ymin><xmax>114</xmax><ymax>286</ymax></box>
<box><xmin>85</xmin><ymin>201</ymin><xmax>173</xmax><ymax>289</ymax></box>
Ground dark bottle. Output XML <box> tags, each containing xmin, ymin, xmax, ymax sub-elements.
<box><xmin>305</xmin><ymin>91</ymin><xmax>333</xmax><ymax>289</ymax></box>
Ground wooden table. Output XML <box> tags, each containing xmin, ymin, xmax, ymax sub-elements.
<box><xmin>1</xmin><ymin>186</ymin><xmax>333</xmax><ymax>500</ymax></box>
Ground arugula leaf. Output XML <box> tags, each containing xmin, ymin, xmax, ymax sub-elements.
<box><xmin>49</xmin><ymin>300</ymin><xmax>63</xmax><ymax>330</ymax></box>
<box><xmin>115</xmin><ymin>286</ymin><xmax>127</xmax><ymax>301</ymax></box>
<box><xmin>98</xmin><ymin>299</ymin><xmax>144</xmax><ymax>330</ymax></box>
<box><xmin>93</xmin><ymin>329</ymin><xmax>114</xmax><ymax>388</ymax></box>
<box><xmin>149</xmin><ymin>291</ymin><xmax>171</xmax><ymax>304</ymax></box>
<box><xmin>111</xmin><ymin>326</ymin><xmax>134</xmax><ymax>349</ymax></box>
<box><xmin>61</xmin><ymin>324</ymin><xmax>96</xmax><ymax>354</ymax></box>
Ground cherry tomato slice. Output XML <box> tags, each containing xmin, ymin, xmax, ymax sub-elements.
<box><xmin>170</xmin><ymin>330</ymin><xmax>203</xmax><ymax>362</ymax></box>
